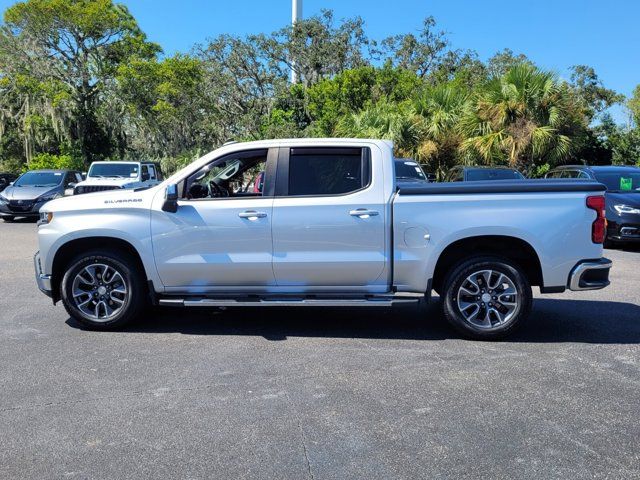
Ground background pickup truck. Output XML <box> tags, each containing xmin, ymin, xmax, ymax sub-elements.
<box><xmin>72</xmin><ymin>161</ymin><xmax>163</xmax><ymax>195</ymax></box>
<box><xmin>34</xmin><ymin>139</ymin><xmax>611</xmax><ymax>339</ymax></box>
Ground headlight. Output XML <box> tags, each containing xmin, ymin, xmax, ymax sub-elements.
<box><xmin>39</xmin><ymin>211</ymin><xmax>53</xmax><ymax>225</ymax></box>
<box><xmin>614</xmin><ymin>204</ymin><xmax>640</xmax><ymax>215</ymax></box>
<box><xmin>38</xmin><ymin>192</ymin><xmax>61</xmax><ymax>203</ymax></box>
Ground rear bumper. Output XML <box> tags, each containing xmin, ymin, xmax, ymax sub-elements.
<box><xmin>568</xmin><ymin>258</ymin><xmax>612</xmax><ymax>291</ymax></box>
<box><xmin>34</xmin><ymin>251</ymin><xmax>53</xmax><ymax>298</ymax></box>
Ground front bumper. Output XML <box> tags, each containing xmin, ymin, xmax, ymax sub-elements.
<box><xmin>0</xmin><ymin>200</ymin><xmax>44</xmax><ymax>217</ymax></box>
<box><xmin>34</xmin><ymin>251</ymin><xmax>53</xmax><ymax>298</ymax></box>
<box><xmin>568</xmin><ymin>258</ymin><xmax>612</xmax><ymax>291</ymax></box>
<box><xmin>607</xmin><ymin>219</ymin><xmax>640</xmax><ymax>243</ymax></box>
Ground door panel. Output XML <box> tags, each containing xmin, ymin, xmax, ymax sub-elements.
<box><xmin>151</xmin><ymin>148</ymin><xmax>276</xmax><ymax>289</ymax></box>
<box><xmin>271</xmin><ymin>145</ymin><xmax>387</xmax><ymax>288</ymax></box>
<box><xmin>151</xmin><ymin>198</ymin><xmax>275</xmax><ymax>288</ymax></box>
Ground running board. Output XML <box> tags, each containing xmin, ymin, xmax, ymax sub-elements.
<box><xmin>158</xmin><ymin>295</ymin><xmax>421</xmax><ymax>308</ymax></box>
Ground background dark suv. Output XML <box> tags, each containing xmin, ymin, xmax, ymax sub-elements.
<box><xmin>445</xmin><ymin>165</ymin><xmax>525</xmax><ymax>182</ymax></box>
<box><xmin>546</xmin><ymin>165</ymin><xmax>640</xmax><ymax>246</ymax></box>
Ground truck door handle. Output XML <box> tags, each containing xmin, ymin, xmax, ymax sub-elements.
<box><xmin>349</xmin><ymin>209</ymin><xmax>379</xmax><ymax>218</ymax></box>
<box><xmin>238</xmin><ymin>210</ymin><xmax>267</xmax><ymax>220</ymax></box>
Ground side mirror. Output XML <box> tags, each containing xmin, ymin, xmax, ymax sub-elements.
<box><xmin>68</xmin><ymin>182</ymin><xmax>76</xmax><ymax>188</ymax></box>
<box><xmin>9</xmin><ymin>181</ymin><xmax>14</xmax><ymax>186</ymax></box>
<box><xmin>81</xmin><ymin>172</ymin><xmax>87</xmax><ymax>180</ymax></box>
<box><xmin>162</xmin><ymin>184</ymin><xmax>179</xmax><ymax>213</ymax></box>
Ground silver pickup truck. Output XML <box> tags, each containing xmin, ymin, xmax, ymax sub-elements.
<box><xmin>34</xmin><ymin>139</ymin><xmax>611</xmax><ymax>339</ymax></box>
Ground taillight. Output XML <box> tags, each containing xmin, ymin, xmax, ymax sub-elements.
<box><xmin>586</xmin><ymin>195</ymin><xmax>606</xmax><ymax>244</ymax></box>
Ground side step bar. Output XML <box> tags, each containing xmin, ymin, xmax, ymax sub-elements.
<box><xmin>158</xmin><ymin>295</ymin><xmax>421</xmax><ymax>308</ymax></box>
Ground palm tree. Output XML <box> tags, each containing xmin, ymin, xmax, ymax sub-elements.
<box><xmin>460</xmin><ymin>65</ymin><xmax>579</xmax><ymax>170</ymax></box>
<box><xmin>334</xmin><ymin>100</ymin><xmax>419</xmax><ymax>157</ymax></box>
<box><xmin>412</xmin><ymin>83</ymin><xmax>469</xmax><ymax>178</ymax></box>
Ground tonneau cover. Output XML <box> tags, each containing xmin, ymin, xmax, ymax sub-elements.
<box><xmin>398</xmin><ymin>179</ymin><xmax>606</xmax><ymax>195</ymax></box>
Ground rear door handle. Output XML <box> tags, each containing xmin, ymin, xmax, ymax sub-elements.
<box><xmin>238</xmin><ymin>210</ymin><xmax>267</xmax><ymax>219</ymax></box>
<box><xmin>349</xmin><ymin>209</ymin><xmax>379</xmax><ymax>218</ymax></box>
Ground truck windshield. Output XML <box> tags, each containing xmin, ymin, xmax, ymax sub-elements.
<box><xmin>14</xmin><ymin>171</ymin><xmax>63</xmax><ymax>187</ymax></box>
<box><xmin>467</xmin><ymin>169</ymin><xmax>524</xmax><ymax>181</ymax></box>
<box><xmin>89</xmin><ymin>163</ymin><xmax>139</xmax><ymax>178</ymax></box>
<box><xmin>395</xmin><ymin>160</ymin><xmax>427</xmax><ymax>180</ymax></box>
<box><xmin>593</xmin><ymin>172</ymin><xmax>640</xmax><ymax>192</ymax></box>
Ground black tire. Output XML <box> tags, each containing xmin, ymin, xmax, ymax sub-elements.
<box><xmin>60</xmin><ymin>249</ymin><xmax>147</xmax><ymax>330</ymax></box>
<box><xmin>441</xmin><ymin>256</ymin><xmax>532</xmax><ymax>340</ymax></box>
<box><xmin>2</xmin><ymin>216</ymin><xmax>15</xmax><ymax>222</ymax></box>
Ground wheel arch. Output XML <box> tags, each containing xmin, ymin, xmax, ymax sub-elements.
<box><xmin>431</xmin><ymin>235</ymin><xmax>543</xmax><ymax>294</ymax></box>
<box><xmin>51</xmin><ymin>237</ymin><xmax>147</xmax><ymax>303</ymax></box>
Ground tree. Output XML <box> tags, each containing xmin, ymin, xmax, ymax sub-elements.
<box><xmin>569</xmin><ymin>65</ymin><xmax>623</xmax><ymax>121</ymax></box>
<box><xmin>0</xmin><ymin>0</ymin><xmax>159</xmax><ymax>164</ymax></box>
<box><xmin>628</xmin><ymin>84</ymin><xmax>640</xmax><ymax>126</ymax></box>
<box><xmin>117</xmin><ymin>54</ymin><xmax>210</xmax><ymax>158</ymax></box>
<box><xmin>257</xmin><ymin>10</ymin><xmax>370</xmax><ymax>88</ymax></box>
<box><xmin>460</xmin><ymin>65</ymin><xmax>582</xmax><ymax>171</ymax></box>
<box><xmin>412</xmin><ymin>83</ymin><xmax>469</xmax><ymax>177</ymax></box>
<box><xmin>599</xmin><ymin>114</ymin><xmax>640</xmax><ymax>165</ymax></box>
<box><xmin>380</xmin><ymin>16</ymin><xmax>450</xmax><ymax>79</ymax></box>
<box><xmin>304</xmin><ymin>64</ymin><xmax>421</xmax><ymax>136</ymax></box>
<box><xmin>486</xmin><ymin>49</ymin><xmax>533</xmax><ymax>78</ymax></box>
<box><xmin>334</xmin><ymin>100</ymin><xmax>419</xmax><ymax>157</ymax></box>
<box><xmin>197</xmin><ymin>33</ymin><xmax>284</xmax><ymax>142</ymax></box>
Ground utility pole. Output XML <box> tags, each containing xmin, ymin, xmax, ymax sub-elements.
<box><xmin>290</xmin><ymin>0</ymin><xmax>302</xmax><ymax>84</ymax></box>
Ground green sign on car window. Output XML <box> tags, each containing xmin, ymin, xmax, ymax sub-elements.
<box><xmin>620</xmin><ymin>177</ymin><xmax>633</xmax><ymax>191</ymax></box>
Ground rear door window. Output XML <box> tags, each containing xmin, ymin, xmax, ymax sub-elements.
<box><xmin>286</xmin><ymin>147</ymin><xmax>369</xmax><ymax>196</ymax></box>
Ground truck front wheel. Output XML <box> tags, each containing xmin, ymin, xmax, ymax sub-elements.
<box><xmin>60</xmin><ymin>250</ymin><xmax>147</xmax><ymax>330</ymax></box>
<box><xmin>441</xmin><ymin>256</ymin><xmax>532</xmax><ymax>340</ymax></box>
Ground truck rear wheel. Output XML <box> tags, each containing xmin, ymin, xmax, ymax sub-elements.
<box><xmin>441</xmin><ymin>256</ymin><xmax>532</xmax><ymax>340</ymax></box>
<box><xmin>60</xmin><ymin>250</ymin><xmax>147</xmax><ymax>330</ymax></box>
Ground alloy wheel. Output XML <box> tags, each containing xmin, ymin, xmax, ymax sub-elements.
<box><xmin>71</xmin><ymin>263</ymin><xmax>128</xmax><ymax>321</ymax></box>
<box><xmin>455</xmin><ymin>269</ymin><xmax>519</xmax><ymax>330</ymax></box>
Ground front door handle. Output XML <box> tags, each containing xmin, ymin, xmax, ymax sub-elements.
<box><xmin>349</xmin><ymin>209</ymin><xmax>379</xmax><ymax>218</ymax></box>
<box><xmin>238</xmin><ymin>210</ymin><xmax>267</xmax><ymax>220</ymax></box>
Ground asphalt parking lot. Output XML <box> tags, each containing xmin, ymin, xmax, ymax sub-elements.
<box><xmin>1</xmin><ymin>220</ymin><xmax>639</xmax><ymax>479</ymax></box>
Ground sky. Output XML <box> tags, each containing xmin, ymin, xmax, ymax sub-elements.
<box><xmin>1</xmin><ymin>0</ymin><xmax>639</xmax><ymax>118</ymax></box>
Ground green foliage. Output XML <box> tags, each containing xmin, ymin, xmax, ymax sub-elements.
<box><xmin>569</xmin><ymin>65</ymin><xmax>624</xmax><ymax>121</ymax></box>
<box><xmin>460</xmin><ymin>65</ymin><xmax>580</xmax><ymax>169</ymax></box>
<box><xmin>24</xmin><ymin>152</ymin><xmax>83</xmax><ymax>172</ymax></box>
<box><xmin>532</xmin><ymin>163</ymin><xmax>551</xmax><ymax>178</ymax></box>
<box><xmin>157</xmin><ymin>150</ymin><xmax>204</xmax><ymax>176</ymax></box>
<box><xmin>0</xmin><ymin>0</ymin><xmax>159</xmax><ymax>163</ymax></box>
<box><xmin>629</xmin><ymin>85</ymin><xmax>640</xmax><ymax>126</ymax></box>
<box><xmin>0</xmin><ymin>5</ymin><xmax>630</xmax><ymax>177</ymax></box>
<box><xmin>598</xmin><ymin>115</ymin><xmax>640</xmax><ymax>165</ymax></box>
<box><xmin>306</xmin><ymin>65</ymin><xmax>422</xmax><ymax>136</ymax></box>
<box><xmin>0</xmin><ymin>156</ymin><xmax>23</xmax><ymax>173</ymax></box>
